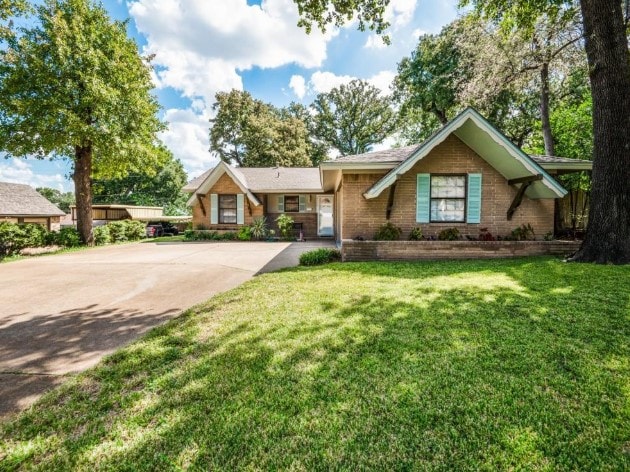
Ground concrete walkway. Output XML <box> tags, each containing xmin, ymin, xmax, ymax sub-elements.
<box><xmin>0</xmin><ymin>240</ymin><xmax>333</xmax><ymax>420</ymax></box>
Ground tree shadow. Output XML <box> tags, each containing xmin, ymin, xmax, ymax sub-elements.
<box><xmin>1</xmin><ymin>259</ymin><xmax>628</xmax><ymax>470</ymax></box>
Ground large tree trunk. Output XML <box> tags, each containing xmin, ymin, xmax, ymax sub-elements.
<box><xmin>571</xmin><ymin>0</ymin><xmax>630</xmax><ymax>263</ymax></box>
<box><xmin>73</xmin><ymin>144</ymin><xmax>94</xmax><ymax>246</ymax></box>
<box><xmin>540</xmin><ymin>61</ymin><xmax>555</xmax><ymax>157</ymax></box>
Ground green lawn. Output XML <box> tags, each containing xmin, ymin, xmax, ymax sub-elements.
<box><xmin>1</xmin><ymin>258</ymin><xmax>629</xmax><ymax>470</ymax></box>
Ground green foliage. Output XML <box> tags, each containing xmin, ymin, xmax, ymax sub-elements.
<box><xmin>0</xmin><ymin>222</ymin><xmax>32</xmax><ymax>257</ymax></box>
<box><xmin>250</xmin><ymin>217</ymin><xmax>269</xmax><ymax>241</ymax></box>
<box><xmin>311</xmin><ymin>79</ymin><xmax>398</xmax><ymax>156</ymax></box>
<box><xmin>124</xmin><ymin>221</ymin><xmax>146</xmax><ymax>241</ymax></box>
<box><xmin>92</xmin><ymin>146</ymin><xmax>190</xmax><ymax>215</ymax></box>
<box><xmin>438</xmin><ymin>227</ymin><xmax>461</xmax><ymax>241</ymax></box>
<box><xmin>184</xmin><ymin>230</ymin><xmax>238</xmax><ymax>241</ymax></box>
<box><xmin>374</xmin><ymin>222</ymin><xmax>402</xmax><ymax>241</ymax></box>
<box><xmin>275</xmin><ymin>214</ymin><xmax>295</xmax><ymax>240</ymax></box>
<box><xmin>408</xmin><ymin>227</ymin><xmax>424</xmax><ymax>241</ymax></box>
<box><xmin>0</xmin><ymin>0</ymin><xmax>29</xmax><ymax>40</ymax></box>
<box><xmin>299</xmin><ymin>248</ymin><xmax>341</xmax><ymax>266</ymax></box>
<box><xmin>54</xmin><ymin>227</ymin><xmax>82</xmax><ymax>247</ymax></box>
<box><xmin>511</xmin><ymin>223</ymin><xmax>535</xmax><ymax>241</ymax></box>
<box><xmin>237</xmin><ymin>226</ymin><xmax>252</xmax><ymax>241</ymax></box>
<box><xmin>36</xmin><ymin>187</ymin><xmax>75</xmax><ymax>213</ymax></box>
<box><xmin>210</xmin><ymin>90</ymin><xmax>313</xmax><ymax>167</ymax></box>
<box><xmin>92</xmin><ymin>225</ymin><xmax>111</xmax><ymax>246</ymax></box>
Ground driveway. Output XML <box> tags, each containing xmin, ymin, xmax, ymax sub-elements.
<box><xmin>0</xmin><ymin>240</ymin><xmax>334</xmax><ymax>419</ymax></box>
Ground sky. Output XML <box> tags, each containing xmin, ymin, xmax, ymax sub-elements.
<box><xmin>0</xmin><ymin>0</ymin><xmax>460</xmax><ymax>192</ymax></box>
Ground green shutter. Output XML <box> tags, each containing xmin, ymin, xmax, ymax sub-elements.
<box><xmin>210</xmin><ymin>194</ymin><xmax>218</xmax><ymax>224</ymax></box>
<box><xmin>299</xmin><ymin>195</ymin><xmax>306</xmax><ymax>212</ymax></box>
<box><xmin>237</xmin><ymin>194</ymin><xmax>244</xmax><ymax>224</ymax></box>
<box><xmin>416</xmin><ymin>174</ymin><xmax>430</xmax><ymax>223</ymax></box>
<box><xmin>277</xmin><ymin>194</ymin><xmax>284</xmax><ymax>212</ymax></box>
<box><xmin>467</xmin><ymin>173</ymin><xmax>482</xmax><ymax>224</ymax></box>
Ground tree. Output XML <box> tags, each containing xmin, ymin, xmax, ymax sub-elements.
<box><xmin>92</xmin><ymin>146</ymin><xmax>190</xmax><ymax>215</ymax></box>
<box><xmin>0</xmin><ymin>0</ymin><xmax>164</xmax><ymax>245</ymax></box>
<box><xmin>36</xmin><ymin>187</ymin><xmax>75</xmax><ymax>213</ymax></box>
<box><xmin>311</xmin><ymin>79</ymin><xmax>398</xmax><ymax>156</ymax></box>
<box><xmin>297</xmin><ymin>0</ymin><xmax>630</xmax><ymax>263</ymax></box>
<box><xmin>210</xmin><ymin>90</ymin><xmax>313</xmax><ymax>167</ymax></box>
<box><xmin>0</xmin><ymin>0</ymin><xmax>29</xmax><ymax>40</ymax></box>
<box><xmin>294</xmin><ymin>0</ymin><xmax>390</xmax><ymax>38</ymax></box>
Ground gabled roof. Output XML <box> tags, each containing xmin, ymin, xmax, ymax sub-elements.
<box><xmin>361</xmin><ymin>108</ymin><xmax>567</xmax><ymax>200</ymax></box>
<box><xmin>0</xmin><ymin>182</ymin><xmax>65</xmax><ymax>217</ymax></box>
<box><xmin>186</xmin><ymin>161</ymin><xmax>261</xmax><ymax>207</ymax></box>
<box><xmin>184</xmin><ymin>162</ymin><xmax>323</xmax><ymax>201</ymax></box>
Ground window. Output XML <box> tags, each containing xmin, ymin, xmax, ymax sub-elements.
<box><xmin>430</xmin><ymin>175</ymin><xmax>466</xmax><ymax>222</ymax></box>
<box><xmin>284</xmin><ymin>195</ymin><xmax>300</xmax><ymax>213</ymax></box>
<box><xmin>219</xmin><ymin>194</ymin><xmax>237</xmax><ymax>224</ymax></box>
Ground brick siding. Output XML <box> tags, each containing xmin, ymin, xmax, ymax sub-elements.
<box><xmin>342</xmin><ymin>240</ymin><xmax>581</xmax><ymax>262</ymax></box>
<box><xmin>341</xmin><ymin>135</ymin><xmax>555</xmax><ymax>241</ymax></box>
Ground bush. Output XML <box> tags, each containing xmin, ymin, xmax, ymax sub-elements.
<box><xmin>22</xmin><ymin>223</ymin><xmax>48</xmax><ymax>248</ymax></box>
<box><xmin>220</xmin><ymin>231</ymin><xmax>236</xmax><ymax>241</ymax></box>
<box><xmin>0</xmin><ymin>222</ymin><xmax>30</xmax><ymax>257</ymax></box>
<box><xmin>250</xmin><ymin>217</ymin><xmax>268</xmax><ymax>240</ymax></box>
<box><xmin>55</xmin><ymin>227</ymin><xmax>82</xmax><ymax>247</ymax></box>
<box><xmin>438</xmin><ymin>228</ymin><xmax>461</xmax><ymax>241</ymax></box>
<box><xmin>237</xmin><ymin>226</ymin><xmax>252</xmax><ymax>241</ymax></box>
<box><xmin>408</xmin><ymin>227</ymin><xmax>423</xmax><ymax>241</ymax></box>
<box><xmin>107</xmin><ymin>221</ymin><xmax>128</xmax><ymax>243</ymax></box>
<box><xmin>93</xmin><ymin>225</ymin><xmax>111</xmax><ymax>246</ymax></box>
<box><xmin>276</xmin><ymin>214</ymin><xmax>295</xmax><ymax>240</ymax></box>
<box><xmin>125</xmin><ymin>220</ymin><xmax>146</xmax><ymax>241</ymax></box>
<box><xmin>511</xmin><ymin>223</ymin><xmax>535</xmax><ymax>241</ymax></box>
<box><xmin>299</xmin><ymin>248</ymin><xmax>341</xmax><ymax>266</ymax></box>
<box><xmin>478</xmin><ymin>228</ymin><xmax>495</xmax><ymax>241</ymax></box>
<box><xmin>374</xmin><ymin>222</ymin><xmax>402</xmax><ymax>241</ymax></box>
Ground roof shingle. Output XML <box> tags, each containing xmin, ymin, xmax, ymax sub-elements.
<box><xmin>0</xmin><ymin>182</ymin><xmax>65</xmax><ymax>217</ymax></box>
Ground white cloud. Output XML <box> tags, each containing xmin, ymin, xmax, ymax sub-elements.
<box><xmin>308</xmin><ymin>70</ymin><xmax>396</xmax><ymax>96</ymax></box>
<box><xmin>159</xmin><ymin>108</ymin><xmax>217</xmax><ymax>174</ymax></box>
<box><xmin>0</xmin><ymin>159</ymin><xmax>70</xmax><ymax>191</ymax></box>
<box><xmin>364</xmin><ymin>34</ymin><xmax>387</xmax><ymax>50</ymax></box>
<box><xmin>412</xmin><ymin>28</ymin><xmax>428</xmax><ymax>38</ymax></box>
<box><xmin>386</xmin><ymin>0</ymin><xmax>418</xmax><ymax>27</ymax></box>
<box><xmin>289</xmin><ymin>75</ymin><xmax>307</xmax><ymax>99</ymax></box>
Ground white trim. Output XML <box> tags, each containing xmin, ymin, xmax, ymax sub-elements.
<box><xmin>186</xmin><ymin>162</ymin><xmax>260</xmax><ymax>207</ymax></box>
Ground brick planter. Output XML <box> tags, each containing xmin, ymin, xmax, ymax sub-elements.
<box><xmin>341</xmin><ymin>240</ymin><xmax>581</xmax><ymax>262</ymax></box>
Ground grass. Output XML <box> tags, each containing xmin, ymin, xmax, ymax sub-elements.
<box><xmin>1</xmin><ymin>258</ymin><xmax>629</xmax><ymax>470</ymax></box>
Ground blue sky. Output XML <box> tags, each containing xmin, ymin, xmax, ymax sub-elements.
<box><xmin>0</xmin><ymin>0</ymin><xmax>459</xmax><ymax>192</ymax></box>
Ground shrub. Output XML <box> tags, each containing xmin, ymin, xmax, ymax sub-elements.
<box><xmin>299</xmin><ymin>248</ymin><xmax>341</xmax><ymax>266</ymax></box>
<box><xmin>511</xmin><ymin>223</ymin><xmax>535</xmax><ymax>241</ymax></box>
<box><xmin>107</xmin><ymin>221</ymin><xmax>128</xmax><ymax>243</ymax></box>
<box><xmin>408</xmin><ymin>227</ymin><xmax>423</xmax><ymax>241</ymax></box>
<box><xmin>183</xmin><ymin>229</ymin><xmax>195</xmax><ymax>240</ymax></box>
<box><xmin>55</xmin><ymin>227</ymin><xmax>82</xmax><ymax>247</ymax></box>
<box><xmin>0</xmin><ymin>222</ymin><xmax>29</xmax><ymax>257</ymax></box>
<box><xmin>220</xmin><ymin>231</ymin><xmax>236</xmax><ymax>241</ymax></box>
<box><xmin>276</xmin><ymin>214</ymin><xmax>294</xmax><ymax>240</ymax></box>
<box><xmin>93</xmin><ymin>225</ymin><xmax>111</xmax><ymax>246</ymax></box>
<box><xmin>438</xmin><ymin>228</ymin><xmax>461</xmax><ymax>241</ymax></box>
<box><xmin>374</xmin><ymin>222</ymin><xmax>402</xmax><ymax>241</ymax></box>
<box><xmin>250</xmin><ymin>217</ymin><xmax>268</xmax><ymax>240</ymax></box>
<box><xmin>125</xmin><ymin>220</ymin><xmax>146</xmax><ymax>241</ymax></box>
<box><xmin>22</xmin><ymin>223</ymin><xmax>48</xmax><ymax>248</ymax></box>
<box><xmin>478</xmin><ymin>228</ymin><xmax>495</xmax><ymax>241</ymax></box>
<box><xmin>237</xmin><ymin>226</ymin><xmax>252</xmax><ymax>241</ymax></box>
<box><xmin>184</xmin><ymin>230</ymin><xmax>221</xmax><ymax>241</ymax></box>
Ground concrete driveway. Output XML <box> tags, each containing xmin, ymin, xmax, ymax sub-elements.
<box><xmin>0</xmin><ymin>240</ymin><xmax>333</xmax><ymax>419</ymax></box>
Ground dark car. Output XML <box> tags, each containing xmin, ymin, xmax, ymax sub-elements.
<box><xmin>146</xmin><ymin>221</ymin><xmax>179</xmax><ymax>238</ymax></box>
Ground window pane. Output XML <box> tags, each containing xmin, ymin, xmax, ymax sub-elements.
<box><xmin>431</xmin><ymin>199</ymin><xmax>465</xmax><ymax>222</ymax></box>
<box><xmin>220</xmin><ymin>209</ymin><xmax>237</xmax><ymax>224</ymax></box>
<box><xmin>219</xmin><ymin>195</ymin><xmax>237</xmax><ymax>209</ymax></box>
<box><xmin>431</xmin><ymin>176</ymin><xmax>465</xmax><ymax>198</ymax></box>
<box><xmin>284</xmin><ymin>195</ymin><xmax>299</xmax><ymax>212</ymax></box>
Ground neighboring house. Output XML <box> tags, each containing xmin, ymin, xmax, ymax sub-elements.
<box><xmin>69</xmin><ymin>204</ymin><xmax>190</xmax><ymax>226</ymax></box>
<box><xmin>0</xmin><ymin>182</ymin><xmax>66</xmax><ymax>231</ymax></box>
<box><xmin>185</xmin><ymin>108</ymin><xmax>591</xmax><ymax>243</ymax></box>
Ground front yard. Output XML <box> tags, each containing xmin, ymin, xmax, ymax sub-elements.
<box><xmin>1</xmin><ymin>258</ymin><xmax>628</xmax><ymax>470</ymax></box>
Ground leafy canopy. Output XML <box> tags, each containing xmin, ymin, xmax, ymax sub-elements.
<box><xmin>36</xmin><ymin>187</ymin><xmax>75</xmax><ymax>213</ymax></box>
<box><xmin>0</xmin><ymin>0</ymin><xmax>164</xmax><ymax>178</ymax></box>
<box><xmin>311</xmin><ymin>79</ymin><xmax>398</xmax><ymax>156</ymax></box>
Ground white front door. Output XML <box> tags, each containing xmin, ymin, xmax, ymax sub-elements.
<box><xmin>317</xmin><ymin>195</ymin><xmax>334</xmax><ymax>237</ymax></box>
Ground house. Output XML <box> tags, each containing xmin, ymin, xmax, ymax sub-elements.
<box><xmin>69</xmin><ymin>204</ymin><xmax>191</xmax><ymax>227</ymax></box>
<box><xmin>184</xmin><ymin>108</ymin><xmax>591</xmax><ymax>247</ymax></box>
<box><xmin>0</xmin><ymin>182</ymin><xmax>65</xmax><ymax>231</ymax></box>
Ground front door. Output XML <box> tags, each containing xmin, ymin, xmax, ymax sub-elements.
<box><xmin>317</xmin><ymin>195</ymin><xmax>334</xmax><ymax>237</ymax></box>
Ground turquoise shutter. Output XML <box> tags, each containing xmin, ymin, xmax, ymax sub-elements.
<box><xmin>299</xmin><ymin>195</ymin><xmax>306</xmax><ymax>212</ymax></box>
<box><xmin>466</xmin><ymin>174</ymin><xmax>482</xmax><ymax>223</ymax></box>
<box><xmin>237</xmin><ymin>194</ymin><xmax>244</xmax><ymax>224</ymax></box>
<box><xmin>277</xmin><ymin>195</ymin><xmax>284</xmax><ymax>212</ymax></box>
<box><xmin>416</xmin><ymin>174</ymin><xmax>430</xmax><ymax>223</ymax></box>
<box><xmin>210</xmin><ymin>194</ymin><xmax>218</xmax><ymax>224</ymax></box>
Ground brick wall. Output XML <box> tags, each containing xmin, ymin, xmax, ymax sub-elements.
<box><xmin>342</xmin><ymin>240</ymin><xmax>581</xmax><ymax>262</ymax></box>
<box><xmin>341</xmin><ymin>135</ymin><xmax>555</xmax><ymax>241</ymax></box>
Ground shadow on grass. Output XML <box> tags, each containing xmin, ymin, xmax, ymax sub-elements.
<box><xmin>1</xmin><ymin>258</ymin><xmax>629</xmax><ymax>470</ymax></box>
